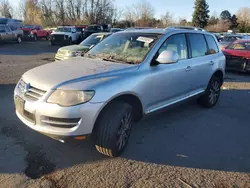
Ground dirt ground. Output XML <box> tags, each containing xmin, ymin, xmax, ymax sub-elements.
<box><xmin>0</xmin><ymin>41</ymin><xmax>250</xmax><ymax>188</ymax></box>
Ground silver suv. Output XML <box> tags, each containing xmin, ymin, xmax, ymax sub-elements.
<box><xmin>14</xmin><ymin>28</ymin><xmax>225</xmax><ymax>157</ymax></box>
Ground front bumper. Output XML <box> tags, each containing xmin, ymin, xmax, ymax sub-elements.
<box><xmin>226</xmin><ymin>56</ymin><xmax>250</xmax><ymax>72</ymax></box>
<box><xmin>23</xmin><ymin>34</ymin><xmax>36</xmax><ymax>40</ymax></box>
<box><xmin>14</xmin><ymin>85</ymin><xmax>104</xmax><ymax>139</ymax></box>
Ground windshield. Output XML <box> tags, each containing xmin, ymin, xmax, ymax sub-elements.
<box><xmin>80</xmin><ymin>34</ymin><xmax>107</xmax><ymax>47</ymax></box>
<box><xmin>23</xmin><ymin>25</ymin><xmax>35</xmax><ymax>29</ymax></box>
<box><xmin>55</xmin><ymin>27</ymin><xmax>71</xmax><ymax>32</ymax></box>
<box><xmin>86</xmin><ymin>33</ymin><xmax>160</xmax><ymax>64</ymax></box>
<box><xmin>222</xmin><ymin>36</ymin><xmax>242</xmax><ymax>42</ymax></box>
<box><xmin>227</xmin><ymin>41</ymin><xmax>250</xmax><ymax>51</ymax></box>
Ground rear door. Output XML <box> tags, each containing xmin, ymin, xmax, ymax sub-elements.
<box><xmin>187</xmin><ymin>33</ymin><xmax>219</xmax><ymax>93</ymax></box>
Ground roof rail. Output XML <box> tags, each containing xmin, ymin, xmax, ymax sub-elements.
<box><xmin>167</xmin><ymin>26</ymin><xmax>206</xmax><ymax>32</ymax></box>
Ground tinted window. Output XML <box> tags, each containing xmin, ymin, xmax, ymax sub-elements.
<box><xmin>205</xmin><ymin>35</ymin><xmax>219</xmax><ymax>54</ymax></box>
<box><xmin>159</xmin><ymin>34</ymin><xmax>188</xmax><ymax>60</ymax></box>
<box><xmin>188</xmin><ymin>34</ymin><xmax>207</xmax><ymax>58</ymax></box>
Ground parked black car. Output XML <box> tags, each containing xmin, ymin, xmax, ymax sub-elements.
<box><xmin>83</xmin><ymin>25</ymin><xmax>103</xmax><ymax>39</ymax></box>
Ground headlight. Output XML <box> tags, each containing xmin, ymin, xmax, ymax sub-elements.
<box><xmin>47</xmin><ymin>90</ymin><xmax>95</xmax><ymax>106</ymax></box>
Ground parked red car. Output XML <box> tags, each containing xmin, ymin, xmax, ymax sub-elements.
<box><xmin>21</xmin><ymin>24</ymin><xmax>52</xmax><ymax>41</ymax></box>
<box><xmin>222</xmin><ymin>40</ymin><xmax>250</xmax><ymax>72</ymax></box>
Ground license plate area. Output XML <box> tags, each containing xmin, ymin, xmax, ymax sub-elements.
<box><xmin>15</xmin><ymin>95</ymin><xmax>25</xmax><ymax>115</ymax></box>
<box><xmin>15</xmin><ymin>96</ymin><xmax>35</xmax><ymax>124</ymax></box>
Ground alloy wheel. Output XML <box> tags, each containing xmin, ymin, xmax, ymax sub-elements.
<box><xmin>208</xmin><ymin>79</ymin><xmax>220</xmax><ymax>105</ymax></box>
<box><xmin>117</xmin><ymin>110</ymin><xmax>132</xmax><ymax>151</ymax></box>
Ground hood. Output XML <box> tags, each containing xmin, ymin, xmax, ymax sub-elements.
<box><xmin>51</xmin><ymin>32</ymin><xmax>70</xmax><ymax>35</ymax></box>
<box><xmin>21</xmin><ymin>28</ymin><xmax>34</xmax><ymax>31</ymax></box>
<box><xmin>59</xmin><ymin>45</ymin><xmax>89</xmax><ymax>52</ymax></box>
<box><xmin>22</xmin><ymin>57</ymin><xmax>138</xmax><ymax>91</ymax></box>
<box><xmin>223</xmin><ymin>49</ymin><xmax>250</xmax><ymax>59</ymax></box>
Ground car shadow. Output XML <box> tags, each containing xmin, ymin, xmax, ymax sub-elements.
<box><xmin>123</xmin><ymin>88</ymin><xmax>250</xmax><ymax>173</ymax></box>
<box><xmin>0</xmin><ymin>84</ymin><xmax>250</xmax><ymax>179</ymax></box>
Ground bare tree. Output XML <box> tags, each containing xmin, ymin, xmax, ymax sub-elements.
<box><xmin>161</xmin><ymin>11</ymin><xmax>174</xmax><ymax>27</ymax></box>
<box><xmin>0</xmin><ymin>0</ymin><xmax>13</xmax><ymax>18</ymax></box>
<box><xmin>123</xmin><ymin>0</ymin><xmax>155</xmax><ymax>27</ymax></box>
<box><xmin>237</xmin><ymin>7</ymin><xmax>250</xmax><ymax>32</ymax></box>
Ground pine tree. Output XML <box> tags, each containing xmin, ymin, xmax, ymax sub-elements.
<box><xmin>230</xmin><ymin>14</ymin><xmax>239</xmax><ymax>30</ymax></box>
<box><xmin>192</xmin><ymin>0</ymin><xmax>210</xmax><ymax>28</ymax></box>
<box><xmin>220</xmin><ymin>10</ymin><xmax>232</xmax><ymax>22</ymax></box>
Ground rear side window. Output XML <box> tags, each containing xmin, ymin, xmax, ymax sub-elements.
<box><xmin>205</xmin><ymin>35</ymin><xmax>219</xmax><ymax>54</ymax></box>
<box><xmin>188</xmin><ymin>33</ymin><xmax>207</xmax><ymax>58</ymax></box>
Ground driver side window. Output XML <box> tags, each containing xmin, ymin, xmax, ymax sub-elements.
<box><xmin>158</xmin><ymin>34</ymin><xmax>188</xmax><ymax>60</ymax></box>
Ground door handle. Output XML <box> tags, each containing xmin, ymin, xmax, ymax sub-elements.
<box><xmin>209</xmin><ymin>61</ymin><xmax>215</xmax><ymax>66</ymax></box>
<box><xmin>185</xmin><ymin>66</ymin><xmax>192</xmax><ymax>72</ymax></box>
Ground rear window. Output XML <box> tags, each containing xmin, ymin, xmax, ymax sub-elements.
<box><xmin>188</xmin><ymin>33</ymin><xmax>208</xmax><ymax>58</ymax></box>
<box><xmin>205</xmin><ymin>35</ymin><xmax>219</xmax><ymax>54</ymax></box>
<box><xmin>227</xmin><ymin>41</ymin><xmax>250</xmax><ymax>51</ymax></box>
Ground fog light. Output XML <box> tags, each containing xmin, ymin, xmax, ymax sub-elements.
<box><xmin>74</xmin><ymin>136</ymin><xmax>86</xmax><ymax>140</ymax></box>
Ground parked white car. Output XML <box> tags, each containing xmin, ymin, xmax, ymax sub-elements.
<box><xmin>50</xmin><ymin>26</ymin><xmax>81</xmax><ymax>45</ymax></box>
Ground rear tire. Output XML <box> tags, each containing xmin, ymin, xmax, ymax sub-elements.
<box><xmin>94</xmin><ymin>102</ymin><xmax>133</xmax><ymax>157</ymax></box>
<box><xmin>198</xmin><ymin>75</ymin><xmax>222</xmax><ymax>108</ymax></box>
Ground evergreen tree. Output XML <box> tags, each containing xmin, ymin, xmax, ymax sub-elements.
<box><xmin>230</xmin><ymin>14</ymin><xmax>239</xmax><ymax>30</ymax></box>
<box><xmin>220</xmin><ymin>10</ymin><xmax>232</xmax><ymax>22</ymax></box>
<box><xmin>192</xmin><ymin>0</ymin><xmax>210</xmax><ymax>28</ymax></box>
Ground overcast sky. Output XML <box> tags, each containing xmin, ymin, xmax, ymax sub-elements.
<box><xmin>11</xmin><ymin>0</ymin><xmax>249</xmax><ymax>21</ymax></box>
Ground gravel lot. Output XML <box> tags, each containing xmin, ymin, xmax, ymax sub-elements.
<box><xmin>0</xmin><ymin>41</ymin><xmax>250</xmax><ymax>188</ymax></box>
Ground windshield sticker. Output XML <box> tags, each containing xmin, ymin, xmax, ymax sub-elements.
<box><xmin>136</xmin><ymin>36</ymin><xmax>154</xmax><ymax>44</ymax></box>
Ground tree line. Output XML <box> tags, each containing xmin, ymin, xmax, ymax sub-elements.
<box><xmin>0</xmin><ymin>0</ymin><xmax>250</xmax><ymax>32</ymax></box>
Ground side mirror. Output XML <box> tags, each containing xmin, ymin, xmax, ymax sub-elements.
<box><xmin>156</xmin><ymin>50</ymin><xmax>179</xmax><ymax>64</ymax></box>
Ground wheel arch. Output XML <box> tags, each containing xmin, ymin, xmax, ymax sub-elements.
<box><xmin>212</xmin><ymin>69</ymin><xmax>224</xmax><ymax>85</ymax></box>
<box><xmin>92</xmin><ymin>93</ymin><xmax>144</xmax><ymax>133</ymax></box>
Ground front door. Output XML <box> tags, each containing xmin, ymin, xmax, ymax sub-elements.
<box><xmin>142</xmin><ymin>33</ymin><xmax>194</xmax><ymax>113</ymax></box>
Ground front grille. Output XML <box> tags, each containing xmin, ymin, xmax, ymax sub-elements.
<box><xmin>41</xmin><ymin>116</ymin><xmax>81</xmax><ymax>128</ymax></box>
<box><xmin>226</xmin><ymin>55</ymin><xmax>245</xmax><ymax>62</ymax></box>
<box><xmin>18</xmin><ymin>80</ymin><xmax>47</xmax><ymax>101</ymax></box>
<box><xmin>53</xmin><ymin>35</ymin><xmax>65</xmax><ymax>42</ymax></box>
<box><xmin>23</xmin><ymin>31</ymin><xmax>30</xmax><ymax>36</ymax></box>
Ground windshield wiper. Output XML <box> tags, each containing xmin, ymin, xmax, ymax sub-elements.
<box><xmin>85</xmin><ymin>53</ymin><xmax>96</xmax><ymax>59</ymax></box>
<box><xmin>102</xmin><ymin>57</ymin><xmax>126</xmax><ymax>63</ymax></box>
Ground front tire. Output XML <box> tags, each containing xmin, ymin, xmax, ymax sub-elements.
<box><xmin>33</xmin><ymin>34</ymin><xmax>38</xmax><ymax>41</ymax></box>
<box><xmin>46</xmin><ymin>33</ymin><xmax>50</xmax><ymax>40</ymax></box>
<box><xmin>198</xmin><ymin>75</ymin><xmax>221</xmax><ymax>108</ymax></box>
<box><xmin>94</xmin><ymin>102</ymin><xmax>133</xmax><ymax>157</ymax></box>
<box><xmin>17</xmin><ymin>36</ymin><xmax>22</xmax><ymax>43</ymax></box>
<box><xmin>68</xmin><ymin>37</ymin><xmax>72</xmax><ymax>45</ymax></box>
